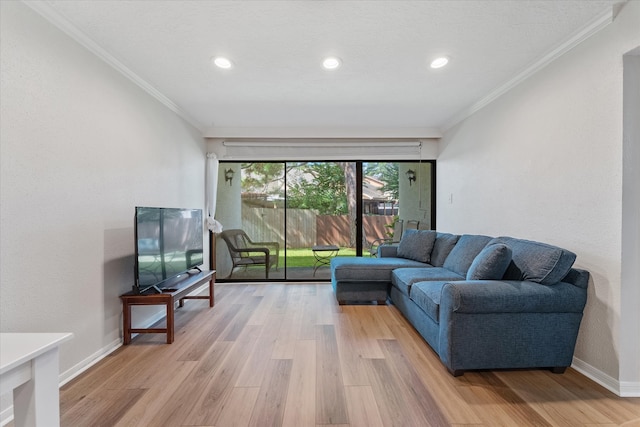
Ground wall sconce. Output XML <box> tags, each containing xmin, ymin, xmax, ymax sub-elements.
<box><xmin>224</xmin><ymin>168</ymin><xmax>235</xmax><ymax>186</ymax></box>
<box><xmin>406</xmin><ymin>169</ymin><xmax>416</xmax><ymax>186</ymax></box>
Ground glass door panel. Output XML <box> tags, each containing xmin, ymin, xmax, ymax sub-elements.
<box><xmin>285</xmin><ymin>162</ymin><xmax>356</xmax><ymax>280</ymax></box>
<box><xmin>363</xmin><ymin>162</ymin><xmax>434</xmax><ymax>257</ymax></box>
<box><xmin>216</xmin><ymin>162</ymin><xmax>285</xmax><ymax>281</ymax></box>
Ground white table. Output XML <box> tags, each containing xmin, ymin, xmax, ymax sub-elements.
<box><xmin>0</xmin><ymin>333</ymin><xmax>73</xmax><ymax>427</ymax></box>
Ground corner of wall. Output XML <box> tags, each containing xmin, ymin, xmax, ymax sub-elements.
<box><xmin>572</xmin><ymin>357</ymin><xmax>640</xmax><ymax>397</ymax></box>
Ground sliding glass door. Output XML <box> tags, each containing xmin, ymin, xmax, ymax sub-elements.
<box><xmin>215</xmin><ymin>160</ymin><xmax>434</xmax><ymax>281</ymax></box>
<box><xmin>362</xmin><ymin>162</ymin><xmax>435</xmax><ymax>257</ymax></box>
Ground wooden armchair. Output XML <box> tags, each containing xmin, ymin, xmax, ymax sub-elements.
<box><xmin>219</xmin><ymin>229</ymin><xmax>279</xmax><ymax>278</ymax></box>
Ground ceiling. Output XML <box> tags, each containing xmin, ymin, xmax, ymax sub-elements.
<box><xmin>33</xmin><ymin>0</ymin><xmax>621</xmax><ymax>138</ymax></box>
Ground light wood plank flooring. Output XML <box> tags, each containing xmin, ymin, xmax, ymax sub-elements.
<box><xmin>56</xmin><ymin>283</ymin><xmax>640</xmax><ymax>427</ymax></box>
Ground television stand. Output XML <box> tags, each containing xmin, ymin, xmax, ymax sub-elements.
<box><xmin>120</xmin><ymin>270</ymin><xmax>215</xmax><ymax>345</ymax></box>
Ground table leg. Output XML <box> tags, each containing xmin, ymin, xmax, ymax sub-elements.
<box><xmin>166</xmin><ymin>299</ymin><xmax>174</xmax><ymax>344</ymax></box>
<box><xmin>209</xmin><ymin>278</ymin><xmax>215</xmax><ymax>307</ymax></box>
<box><xmin>123</xmin><ymin>301</ymin><xmax>131</xmax><ymax>345</ymax></box>
<box><xmin>13</xmin><ymin>347</ymin><xmax>61</xmax><ymax>427</ymax></box>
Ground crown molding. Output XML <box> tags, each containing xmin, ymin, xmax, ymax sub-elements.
<box><xmin>203</xmin><ymin>126</ymin><xmax>442</xmax><ymax>139</ymax></box>
<box><xmin>22</xmin><ymin>0</ymin><xmax>203</xmax><ymax>133</ymax></box>
<box><xmin>442</xmin><ymin>5</ymin><xmax>616</xmax><ymax>132</ymax></box>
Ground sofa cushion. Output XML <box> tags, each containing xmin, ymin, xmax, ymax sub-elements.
<box><xmin>392</xmin><ymin>267</ymin><xmax>463</xmax><ymax>296</ymax></box>
<box><xmin>396</xmin><ymin>229</ymin><xmax>437</xmax><ymax>263</ymax></box>
<box><xmin>443</xmin><ymin>234</ymin><xmax>493</xmax><ymax>277</ymax></box>
<box><xmin>466</xmin><ymin>243</ymin><xmax>513</xmax><ymax>280</ymax></box>
<box><xmin>409</xmin><ymin>281</ymin><xmax>448</xmax><ymax>323</ymax></box>
<box><xmin>488</xmin><ymin>237</ymin><xmax>577</xmax><ymax>285</ymax></box>
<box><xmin>331</xmin><ymin>256</ymin><xmax>428</xmax><ymax>283</ymax></box>
<box><xmin>430</xmin><ymin>233</ymin><xmax>460</xmax><ymax>267</ymax></box>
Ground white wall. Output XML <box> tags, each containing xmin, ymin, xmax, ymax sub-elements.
<box><xmin>0</xmin><ymin>0</ymin><xmax>207</xmax><ymax>411</ymax></box>
<box><xmin>620</xmin><ymin>49</ymin><xmax>640</xmax><ymax>394</ymax></box>
<box><xmin>437</xmin><ymin>1</ymin><xmax>640</xmax><ymax>394</ymax></box>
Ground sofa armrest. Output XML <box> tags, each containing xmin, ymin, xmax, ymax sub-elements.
<box><xmin>437</xmin><ymin>278</ymin><xmax>589</xmax><ymax>373</ymax></box>
<box><xmin>440</xmin><ymin>280</ymin><xmax>588</xmax><ymax>314</ymax></box>
<box><xmin>378</xmin><ymin>245</ymin><xmax>399</xmax><ymax>258</ymax></box>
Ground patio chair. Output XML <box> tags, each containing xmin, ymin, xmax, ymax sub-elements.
<box><xmin>405</xmin><ymin>220</ymin><xmax>419</xmax><ymax>231</ymax></box>
<box><xmin>219</xmin><ymin>229</ymin><xmax>279</xmax><ymax>278</ymax></box>
<box><xmin>367</xmin><ymin>219</ymin><xmax>404</xmax><ymax>257</ymax></box>
<box><xmin>418</xmin><ymin>221</ymin><xmax>431</xmax><ymax>230</ymax></box>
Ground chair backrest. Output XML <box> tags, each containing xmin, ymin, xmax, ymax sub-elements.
<box><xmin>220</xmin><ymin>229</ymin><xmax>250</xmax><ymax>260</ymax></box>
<box><xmin>391</xmin><ymin>219</ymin><xmax>404</xmax><ymax>243</ymax></box>
<box><xmin>405</xmin><ymin>220</ymin><xmax>419</xmax><ymax>231</ymax></box>
<box><xmin>418</xmin><ymin>221</ymin><xmax>431</xmax><ymax>230</ymax></box>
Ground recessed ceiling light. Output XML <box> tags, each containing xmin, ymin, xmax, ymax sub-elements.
<box><xmin>323</xmin><ymin>57</ymin><xmax>342</xmax><ymax>70</ymax></box>
<box><xmin>213</xmin><ymin>57</ymin><xmax>233</xmax><ymax>69</ymax></box>
<box><xmin>430</xmin><ymin>57</ymin><xmax>449</xmax><ymax>69</ymax></box>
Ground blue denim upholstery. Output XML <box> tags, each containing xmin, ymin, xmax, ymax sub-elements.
<box><xmin>409</xmin><ymin>281</ymin><xmax>448</xmax><ymax>322</ymax></box>
<box><xmin>466</xmin><ymin>243</ymin><xmax>512</xmax><ymax>280</ymax></box>
<box><xmin>390</xmin><ymin>286</ymin><xmax>440</xmax><ymax>351</ymax></box>
<box><xmin>331</xmin><ymin>256</ymin><xmax>427</xmax><ymax>283</ymax></box>
<box><xmin>377</xmin><ymin>244</ymin><xmax>399</xmax><ymax>258</ymax></box>
<box><xmin>391</xmin><ymin>267</ymin><xmax>463</xmax><ymax>296</ymax></box>
<box><xmin>430</xmin><ymin>232</ymin><xmax>460</xmax><ymax>267</ymax></box>
<box><xmin>441</xmin><ymin>279</ymin><xmax>587</xmax><ymax>314</ymax></box>
<box><xmin>331</xmin><ymin>256</ymin><xmax>428</xmax><ymax>304</ymax></box>
<box><xmin>329</xmin><ymin>231</ymin><xmax>589</xmax><ymax>376</ymax></box>
<box><xmin>396</xmin><ymin>229</ymin><xmax>437</xmax><ymax>263</ymax></box>
<box><xmin>442</xmin><ymin>234</ymin><xmax>492</xmax><ymax>276</ymax></box>
<box><xmin>488</xmin><ymin>237</ymin><xmax>576</xmax><ymax>285</ymax></box>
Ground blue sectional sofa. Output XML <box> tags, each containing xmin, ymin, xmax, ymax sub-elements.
<box><xmin>330</xmin><ymin>231</ymin><xmax>589</xmax><ymax>376</ymax></box>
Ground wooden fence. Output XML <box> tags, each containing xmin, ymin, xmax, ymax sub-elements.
<box><xmin>241</xmin><ymin>206</ymin><xmax>394</xmax><ymax>249</ymax></box>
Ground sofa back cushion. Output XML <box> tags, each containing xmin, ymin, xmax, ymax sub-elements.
<box><xmin>466</xmin><ymin>243</ymin><xmax>513</xmax><ymax>280</ymax></box>
<box><xmin>443</xmin><ymin>234</ymin><xmax>493</xmax><ymax>276</ymax></box>
<box><xmin>396</xmin><ymin>229</ymin><xmax>437</xmax><ymax>263</ymax></box>
<box><xmin>488</xmin><ymin>237</ymin><xmax>577</xmax><ymax>285</ymax></box>
<box><xmin>430</xmin><ymin>233</ymin><xmax>460</xmax><ymax>267</ymax></box>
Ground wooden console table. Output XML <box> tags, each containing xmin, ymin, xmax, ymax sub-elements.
<box><xmin>120</xmin><ymin>270</ymin><xmax>215</xmax><ymax>345</ymax></box>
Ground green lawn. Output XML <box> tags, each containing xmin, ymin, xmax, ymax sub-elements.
<box><xmin>280</xmin><ymin>247</ymin><xmax>357</xmax><ymax>267</ymax></box>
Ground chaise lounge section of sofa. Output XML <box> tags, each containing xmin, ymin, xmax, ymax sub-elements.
<box><xmin>330</xmin><ymin>230</ymin><xmax>589</xmax><ymax>376</ymax></box>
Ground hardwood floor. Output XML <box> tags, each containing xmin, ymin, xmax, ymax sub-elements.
<box><xmin>57</xmin><ymin>283</ymin><xmax>640</xmax><ymax>427</ymax></box>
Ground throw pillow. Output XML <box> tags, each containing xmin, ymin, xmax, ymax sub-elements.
<box><xmin>442</xmin><ymin>234</ymin><xmax>493</xmax><ymax>276</ymax></box>
<box><xmin>430</xmin><ymin>232</ymin><xmax>460</xmax><ymax>267</ymax></box>
<box><xmin>466</xmin><ymin>243</ymin><xmax>513</xmax><ymax>280</ymax></box>
<box><xmin>487</xmin><ymin>237</ymin><xmax>577</xmax><ymax>285</ymax></box>
<box><xmin>396</xmin><ymin>229</ymin><xmax>437</xmax><ymax>263</ymax></box>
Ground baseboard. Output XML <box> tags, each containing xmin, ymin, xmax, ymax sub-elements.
<box><xmin>59</xmin><ymin>337</ymin><xmax>123</xmax><ymax>386</ymax></box>
<box><xmin>0</xmin><ymin>408</ymin><xmax>12</xmax><ymax>427</ymax></box>
<box><xmin>572</xmin><ymin>357</ymin><xmax>640</xmax><ymax>397</ymax></box>
<box><xmin>620</xmin><ymin>381</ymin><xmax>640</xmax><ymax>397</ymax></box>
<box><xmin>0</xmin><ymin>303</ymin><xmax>184</xmax><ymax>426</ymax></box>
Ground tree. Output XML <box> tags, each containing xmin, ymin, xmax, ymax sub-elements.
<box><xmin>241</xmin><ymin>163</ymin><xmax>285</xmax><ymax>196</ymax></box>
<box><xmin>241</xmin><ymin>161</ymin><xmax>359</xmax><ymax>246</ymax></box>
<box><xmin>286</xmin><ymin>162</ymin><xmax>348</xmax><ymax>215</ymax></box>
<box><xmin>339</xmin><ymin>162</ymin><xmax>357</xmax><ymax>247</ymax></box>
<box><xmin>364</xmin><ymin>162</ymin><xmax>399</xmax><ymax>199</ymax></box>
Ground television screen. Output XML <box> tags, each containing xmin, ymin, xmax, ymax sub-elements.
<box><xmin>135</xmin><ymin>207</ymin><xmax>204</xmax><ymax>292</ymax></box>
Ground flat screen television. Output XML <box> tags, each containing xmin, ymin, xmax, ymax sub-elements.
<box><xmin>134</xmin><ymin>206</ymin><xmax>204</xmax><ymax>293</ymax></box>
